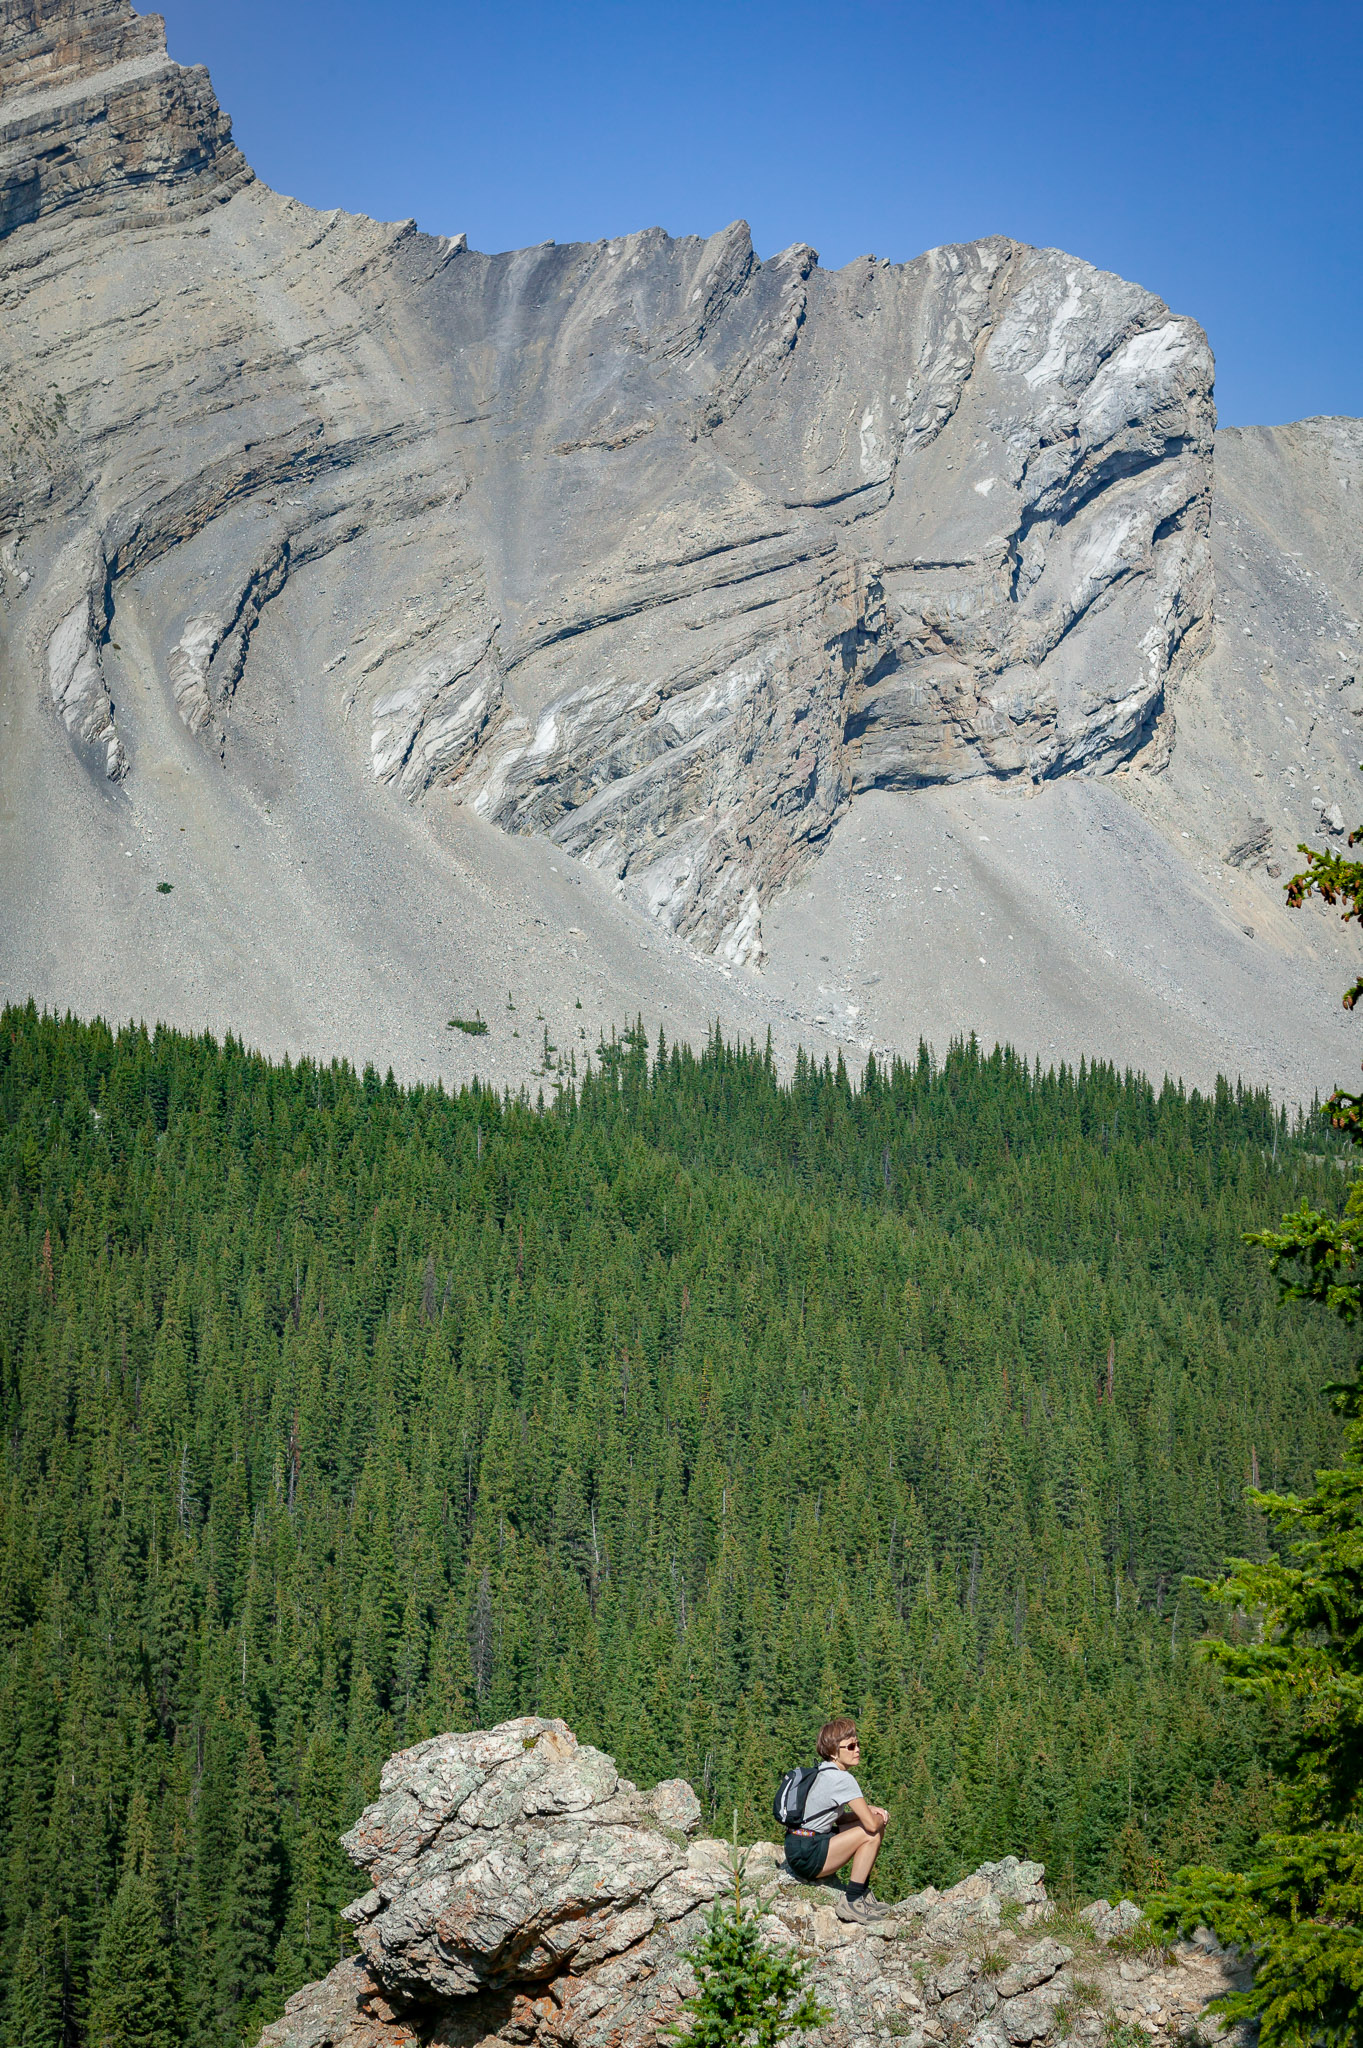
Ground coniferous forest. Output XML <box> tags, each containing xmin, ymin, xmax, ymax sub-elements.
<box><xmin>0</xmin><ymin>1001</ymin><xmax>1354</xmax><ymax>2046</ymax></box>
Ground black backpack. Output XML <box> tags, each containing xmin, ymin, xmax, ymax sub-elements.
<box><xmin>772</xmin><ymin>1761</ymin><xmax>825</xmax><ymax>1830</ymax></box>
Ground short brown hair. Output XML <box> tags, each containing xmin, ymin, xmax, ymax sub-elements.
<box><xmin>817</xmin><ymin>1716</ymin><xmax>857</xmax><ymax>1761</ymax></box>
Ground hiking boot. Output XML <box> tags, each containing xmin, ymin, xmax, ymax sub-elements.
<box><xmin>834</xmin><ymin>1893</ymin><xmax>878</xmax><ymax>1924</ymax></box>
<box><xmin>858</xmin><ymin>1893</ymin><xmax>894</xmax><ymax>1918</ymax></box>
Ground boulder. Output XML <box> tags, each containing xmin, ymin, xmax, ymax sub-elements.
<box><xmin>974</xmin><ymin>1857</ymin><xmax>1048</xmax><ymax>1906</ymax></box>
<box><xmin>995</xmin><ymin>1939</ymin><xmax>1074</xmax><ymax>1998</ymax></box>
<box><xmin>1080</xmin><ymin>1897</ymin><xmax>1145</xmax><ymax>1944</ymax></box>
<box><xmin>338</xmin><ymin>1719</ymin><xmax>702</xmax><ymax>2003</ymax></box>
<box><xmin>1000</xmin><ymin>1989</ymin><xmax>1060</xmax><ymax>2044</ymax></box>
<box><xmin>932</xmin><ymin>1953</ymin><xmax>978</xmax><ymax>2000</ymax></box>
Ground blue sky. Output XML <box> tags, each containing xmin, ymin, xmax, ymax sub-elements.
<box><xmin>159</xmin><ymin>1</ymin><xmax>1361</xmax><ymax>428</ymax></box>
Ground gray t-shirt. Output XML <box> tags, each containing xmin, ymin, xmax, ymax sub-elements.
<box><xmin>803</xmin><ymin>1763</ymin><xmax>862</xmax><ymax>1833</ymax></box>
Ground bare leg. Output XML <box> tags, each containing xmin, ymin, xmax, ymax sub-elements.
<box><xmin>817</xmin><ymin>1825</ymin><xmax>883</xmax><ymax>1885</ymax></box>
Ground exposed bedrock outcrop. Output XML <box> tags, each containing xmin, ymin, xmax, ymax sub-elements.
<box><xmin>0</xmin><ymin>0</ymin><xmax>1213</xmax><ymax>961</ymax></box>
<box><xmin>256</xmin><ymin>1719</ymin><xmax>1252</xmax><ymax>2048</ymax></box>
<box><xmin>0</xmin><ymin>0</ymin><xmax>250</xmax><ymax>235</ymax></box>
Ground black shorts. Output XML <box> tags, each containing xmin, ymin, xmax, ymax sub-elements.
<box><xmin>784</xmin><ymin>1831</ymin><xmax>830</xmax><ymax>1881</ymax></box>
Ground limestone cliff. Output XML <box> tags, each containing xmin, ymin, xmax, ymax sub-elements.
<box><xmin>255</xmin><ymin>1718</ymin><xmax>1251</xmax><ymax>2048</ymax></box>
<box><xmin>0</xmin><ymin>0</ymin><xmax>249</xmax><ymax>236</ymax></box>
<box><xmin>0</xmin><ymin>0</ymin><xmax>1213</xmax><ymax>964</ymax></box>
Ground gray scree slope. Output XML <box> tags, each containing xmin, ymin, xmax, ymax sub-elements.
<box><xmin>2</xmin><ymin>0</ymin><xmax>1361</xmax><ymax>1099</ymax></box>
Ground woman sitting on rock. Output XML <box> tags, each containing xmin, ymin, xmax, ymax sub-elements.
<box><xmin>783</xmin><ymin>1716</ymin><xmax>891</xmax><ymax>1922</ymax></box>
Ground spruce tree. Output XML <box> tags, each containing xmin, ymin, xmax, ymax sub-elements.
<box><xmin>8</xmin><ymin>1896</ymin><xmax>67</xmax><ymax>2048</ymax></box>
<box><xmin>1147</xmin><ymin>1414</ymin><xmax>1363</xmax><ymax>2042</ymax></box>
<box><xmin>668</xmin><ymin>1849</ymin><xmax>828</xmax><ymax>2048</ymax></box>
<box><xmin>87</xmin><ymin>1791</ymin><xmax>180</xmax><ymax>2048</ymax></box>
<box><xmin>273</xmin><ymin>1731</ymin><xmax>349</xmax><ymax>2000</ymax></box>
<box><xmin>215</xmin><ymin>1727</ymin><xmax>280</xmax><ymax>2044</ymax></box>
<box><xmin>1149</xmin><ymin>827</ymin><xmax>1363</xmax><ymax>2045</ymax></box>
<box><xmin>1</xmin><ymin>997</ymin><xmax>1356</xmax><ymax>2026</ymax></box>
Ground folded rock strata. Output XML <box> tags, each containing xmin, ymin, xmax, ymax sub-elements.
<box><xmin>257</xmin><ymin>1719</ymin><xmax>1252</xmax><ymax>2048</ymax></box>
<box><xmin>0</xmin><ymin>0</ymin><xmax>1214</xmax><ymax>963</ymax></box>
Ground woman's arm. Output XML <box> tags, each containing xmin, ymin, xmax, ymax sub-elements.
<box><xmin>844</xmin><ymin>1796</ymin><xmax>888</xmax><ymax>1834</ymax></box>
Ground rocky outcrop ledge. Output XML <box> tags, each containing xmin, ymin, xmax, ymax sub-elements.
<box><xmin>258</xmin><ymin>1718</ymin><xmax>1251</xmax><ymax>2048</ymax></box>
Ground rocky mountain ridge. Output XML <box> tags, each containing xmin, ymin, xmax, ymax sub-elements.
<box><xmin>2</xmin><ymin>0</ymin><xmax>1362</xmax><ymax>1101</ymax></box>
<box><xmin>256</xmin><ymin>1717</ymin><xmax>1250</xmax><ymax>2048</ymax></box>
<box><xmin>4</xmin><ymin>0</ymin><xmax>1211</xmax><ymax>970</ymax></box>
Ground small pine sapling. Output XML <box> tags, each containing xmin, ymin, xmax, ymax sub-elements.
<box><xmin>668</xmin><ymin>1839</ymin><xmax>828</xmax><ymax>2048</ymax></box>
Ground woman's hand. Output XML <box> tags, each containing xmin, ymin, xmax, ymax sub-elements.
<box><xmin>847</xmin><ymin>1796</ymin><xmax>889</xmax><ymax>1836</ymax></box>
